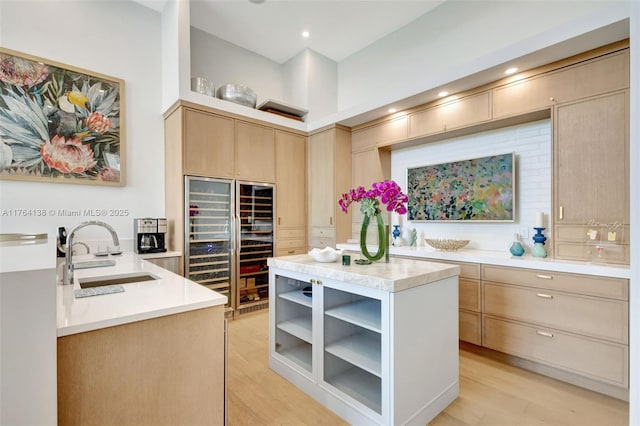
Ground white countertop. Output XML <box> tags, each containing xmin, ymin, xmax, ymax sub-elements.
<box><xmin>337</xmin><ymin>243</ymin><xmax>631</xmax><ymax>279</ymax></box>
<box><xmin>136</xmin><ymin>250</ymin><xmax>182</xmax><ymax>259</ymax></box>
<box><xmin>57</xmin><ymin>252</ymin><xmax>226</xmax><ymax>337</ymax></box>
<box><xmin>268</xmin><ymin>253</ymin><xmax>459</xmax><ymax>292</ymax></box>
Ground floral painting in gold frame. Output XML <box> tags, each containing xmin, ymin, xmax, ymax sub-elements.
<box><xmin>0</xmin><ymin>48</ymin><xmax>125</xmax><ymax>186</ymax></box>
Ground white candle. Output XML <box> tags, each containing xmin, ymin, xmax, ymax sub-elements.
<box><xmin>392</xmin><ymin>213</ymin><xmax>401</xmax><ymax>226</ymax></box>
<box><xmin>535</xmin><ymin>212</ymin><xmax>544</xmax><ymax>228</ymax></box>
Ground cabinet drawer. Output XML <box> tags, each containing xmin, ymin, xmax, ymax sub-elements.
<box><xmin>310</xmin><ymin>227</ymin><xmax>336</xmax><ymax>239</ymax></box>
<box><xmin>459</xmin><ymin>278</ymin><xmax>480</xmax><ymax>312</ymax></box>
<box><xmin>554</xmin><ymin>242</ymin><xmax>629</xmax><ymax>265</ymax></box>
<box><xmin>483</xmin><ymin>282</ymin><xmax>628</xmax><ymax>344</ymax></box>
<box><xmin>276</xmin><ymin>248</ymin><xmax>307</xmax><ymax>257</ymax></box>
<box><xmin>459</xmin><ymin>310</ymin><xmax>481</xmax><ymax>345</ymax></box>
<box><xmin>277</xmin><ymin>228</ymin><xmax>306</xmax><ymax>239</ymax></box>
<box><xmin>277</xmin><ymin>238</ymin><xmax>307</xmax><ymax>249</ymax></box>
<box><xmin>309</xmin><ymin>238</ymin><xmax>336</xmax><ymax>250</ymax></box>
<box><xmin>483</xmin><ymin>316</ymin><xmax>628</xmax><ymax>387</ymax></box>
<box><xmin>482</xmin><ymin>265</ymin><xmax>628</xmax><ymax>300</ymax></box>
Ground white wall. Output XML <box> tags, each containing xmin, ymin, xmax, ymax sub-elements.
<box><xmin>190</xmin><ymin>27</ymin><xmax>284</xmax><ymax>108</ymax></box>
<box><xmin>337</xmin><ymin>0</ymin><xmax>628</xmax><ymax>115</ymax></box>
<box><xmin>283</xmin><ymin>50</ymin><xmax>309</xmax><ymax>111</ymax></box>
<box><xmin>306</xmin><ymin>49</ymin><xmax>338</xmax><ymax>122</ymax></box>
<box><xmin>391</xmin><ymin>120</ymin><xmax>551</xmax><ymax>253</ymax></box>
<box><xmin>0</xmin><ymin>0</ymin><xmax>163</xmax><ymax>272</ymax></box>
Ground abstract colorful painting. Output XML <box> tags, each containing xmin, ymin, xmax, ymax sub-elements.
<box><xmin>407</xmin><ymin>153</ymin><xmax>515</xmax><ymax>221</ymax></box>
<box><xmin>0</xmin><ymin>48</ymin><xmax>124</xmax><ymax>186</ymax></box>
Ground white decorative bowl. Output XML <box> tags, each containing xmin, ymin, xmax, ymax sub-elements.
<box><xmin>425</xmin><ymin>239</ymin><xmax>470</xmax><ymax>251</ymax></box>
<box><xmin>308</xmin><ymin>247</ymin><xmax>343</xmax><ymax>263</ymax></box>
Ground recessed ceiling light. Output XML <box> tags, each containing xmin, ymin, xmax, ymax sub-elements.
<box><xmin>302</xmin><ymin>31</ymin><xmax>310</xmax><ymax>38</ymax></box>
<box><xmin>438</xmin><ymin>91</ymin><xmax>448</xmax><ymax>97</ymax></box>
<box><xmin>249</xmin><ymin>0</ymin><xmax>265</xmax><ymax>3</ymax></box>
<box><xmin>388</xmin><ymin>108</ymin><xmax>397</xmax><ymax>113</ymax></box>
<box><xmin>505</xmin><ymin>67</ymin><xmax>518</xmax><ymax>75</ymax></box>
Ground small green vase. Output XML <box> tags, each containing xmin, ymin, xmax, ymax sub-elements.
<box><xmin>360</xmin><ymin>212</ymin><xmax>386</xmax><ymax>262</ymax></box>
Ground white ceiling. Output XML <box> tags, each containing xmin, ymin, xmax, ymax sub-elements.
<box><xmin>135</xmin><ymin>0</ymin><xmax>446</xmax><ymax>63</ymax></box>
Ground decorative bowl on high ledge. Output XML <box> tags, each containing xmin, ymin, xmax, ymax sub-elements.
<box><xmin>425</xmin><ymin>239</ymin><xmax>470</xmax><ymax>251</ymax></box>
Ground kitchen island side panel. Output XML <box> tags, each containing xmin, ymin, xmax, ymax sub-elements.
<box><xmin>391</xmin><ymin>276</ymin><xmax>459</xmax><ymax>425</ymax></box>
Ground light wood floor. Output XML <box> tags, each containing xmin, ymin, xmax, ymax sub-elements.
<box><xmin>227</xmin><ymin>311</ymin><xmax>628</xmax><ymax>426</ymax></box>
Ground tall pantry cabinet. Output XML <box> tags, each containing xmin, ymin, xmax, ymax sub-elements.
<box><xmin>164</xmin><ymin>101</ymin><xmax>307</xmax><ymax>317</ymax></box>
<box><xmin>308</xmin><ymin>125</ymin><xmax>352</xmax><ymax>249</ymax></box>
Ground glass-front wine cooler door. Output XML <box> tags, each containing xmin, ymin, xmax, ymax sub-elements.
<box><xmin>185</xmin><ymin>177</ymin><xmax>233</xmax><ymax>307</ymax></box>
<box><xmin>236</xmin><ymin>182</ymin><xmax>274</xmax><ymax>310</ymax></box>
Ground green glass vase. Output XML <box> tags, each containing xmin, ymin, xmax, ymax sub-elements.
<box><xmin>360</xmin><ymin>211</ymin><xmax>386</xmax><ymax>262</ymax></box>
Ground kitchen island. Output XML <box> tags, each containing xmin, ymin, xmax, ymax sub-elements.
<box><xmin>56</xmin><ymin>252</ymin><xmax>227</xmax><ymax>425</ymax></box>
<box><xmin>268</xmin><ymin>253</ymin><xmax>460</xmax><ymax>426</ymax></box>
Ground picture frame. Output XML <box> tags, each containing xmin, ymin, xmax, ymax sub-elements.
<box><xmin>407</xmin><ymin>152</ymin><xmax>515</xmax><ymax>222</ymax></box>
<box><xmin>0</xmin><ymin>47</ymin><xmax>125</xmax><ymax>186</ymax></box>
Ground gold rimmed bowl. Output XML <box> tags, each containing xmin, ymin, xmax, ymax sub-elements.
<box><xmin>425</xmin><ymin>239</ymin><xmax>470</xmax><ymax>251</ymax></box>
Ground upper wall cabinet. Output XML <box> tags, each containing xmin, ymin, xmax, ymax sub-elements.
<box><xmin>183</xmin><ymin>108</ymin><xmax>235</xmax><ymax>178</ymax></box>
<box><xmin>493</xmin><ymin>50</ymin><xmax>629</xmax><ymax>119</ymax></box>
<box><xmin>408</xmin><ymin>91</ymin><xmax>491</xmax><ymax>140</ymax></box>
<box><xmin>352</xmin><ymin>116</ymin><xmax>408</xmax><ymax>151</ymax></box>
<box><xmin>235</xmin><ymin>121</ymin><xmax>275</xmax><ymax>182</ymax></box>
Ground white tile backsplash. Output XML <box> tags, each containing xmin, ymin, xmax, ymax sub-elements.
<box><xmin>391</xmin><ymin>119</ymin><xmax>551</xmax><ymax>253</ymax></box>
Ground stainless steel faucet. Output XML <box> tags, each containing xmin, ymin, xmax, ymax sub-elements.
<box><xmin>62</xmin><ymin>221</ymin><xmax>120</xmax><ymax>285</ymax></box>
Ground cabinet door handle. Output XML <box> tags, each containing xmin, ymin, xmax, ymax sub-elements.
<box><xmin>330</xmin><ymin>216</ymin><xmax>333</xmax><ymax>225</ymax></box>
<box><xmin>310</xmin><ymin>279</ymin><xmax>316</xmax><ymax>284</ymax></box>
<box><xmin>278</xmin><ymin>217</ymin><xmax>281</xmax><ymax>225</ymax></box>
<box><xmin>535</xmin><ymin>274</ymin><xmax>553</xmax><ymax>280</ymax></box>
<box><xmin>316</xmin><ymin>280</ymin><xmax>323</xmax><ymax>286</ymax></box>
<box><xmin>536</xmin><ymin>293</ymin><xmax>554</xmax><ymax>299</ymax></box>
<box><xmin>536</xmin><ymin>330</ymin><xmax>554</xmax><ymax>338</ymax></box>
<box><xmin>559</xmin><ymin>206</ymin><xmax>564</xmax><ymax>220</ymax></box>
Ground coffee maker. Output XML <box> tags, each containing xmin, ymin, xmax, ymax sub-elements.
<box><xmin>134</xmin><ymin>218</ymin><xmax>167</xmax><ymax>254</ymax></box>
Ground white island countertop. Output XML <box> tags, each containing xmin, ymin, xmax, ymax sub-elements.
<box><xmin>57</xmin><ymin>252</ymin><xmax>226</xmax><ymax>337</ymax></box>
<box><xmin>268</xmin><ymin>253</ymin><xmax>459</xmax><ymax>292</ymax></box>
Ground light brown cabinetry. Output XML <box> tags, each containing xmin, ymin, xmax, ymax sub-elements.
<box><xmin>408</xmin><ymin>91</ymin><xmax>491</xmax><ymax>139</ymax></box>
<box><xmin>308</xmin><ymin>125</ymin><xmax>351</xmax><ymax>249</ymax></box>
<box><xmin>481</xmin><ymin>265</ymin><xmax>629</xmax><ymax>391</ymax></box>
<box><xmin>352</xmin><ymin>115</ymin><xmax>408</xmax><ymax>150</ymax></box>
<box><xmin>553</xmin><ymin>90</ymin><xmax>629</xmax><ymax>263</ymax></box>
<box><xmin>275</xmin><ymin>130</ymin><xmax>307</xmax><ymax>256</ymax></box>
<box><xmin>235</xmin><ymin>121</ymin><xmax>275</xmax><ymax>182</ymax></box>
<box><xmin>183</xmin><ymin>108</ymin><xmax>234</xmax><ymax>178</ymax></box>
<box><xmin>58</xmin><ymin>306</ymin><xmax>225</xmax><ymax>425</ymax></box>
<box><xmin>492</xmin><ymin>50</ymin><xmax>629</xmax><ymax>119</ymax></box>
<box><xmin>350</xmin><ymin>148</ymin><xmax>391</xmax><ymax>240</ymax></box>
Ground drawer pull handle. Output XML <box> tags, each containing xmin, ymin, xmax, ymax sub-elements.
<box><xmin>287</xmin><ymin>250</ymin><xmax>295</xmax><ymax>254</ymax></box>
<box><xmin>536</xmin><ymin>293</ymin><xmax>554</xmax><ymax>299</ymax></box>
<box><xmin>535</xmin><ymin>274</ymin><xmax>553</xmax><ymax>280</ymax></box>
<box><xmin>536</xmin><ymin>331</ymin><xmax>554</xmax><ymax>338</ymax></box>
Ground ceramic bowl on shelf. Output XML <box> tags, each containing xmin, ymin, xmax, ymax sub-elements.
<box><xmin>425</xmin><ymin>238</ymin><xmax>470</xmax><ymax>251</ymax></box>
<box><xmin>308</xmin><ymin>247</ymin><xmax>343</xmax><ymax>263</ymax></box>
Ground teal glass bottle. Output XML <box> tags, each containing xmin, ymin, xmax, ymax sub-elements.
<box><xmin>509</xmin><ymin>233</ymin><xmax>525</xmax><ymax>256</ymax></box>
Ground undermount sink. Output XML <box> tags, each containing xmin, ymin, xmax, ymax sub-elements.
<box><xmin>78</xmin><ymin>272</ymin><xmax>158</xmax><ymax>288</ymax></box>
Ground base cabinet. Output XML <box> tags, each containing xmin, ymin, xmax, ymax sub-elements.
<box><xmin>269</xmin><ymin>267</ymin><xmax>459</xmax><ymax>425</ymax></box>
<box><xmin>58</xmin><ymin>306</ymin><xmax>225</xmax><ymax>425</ymax></box>
<box><xmin>481</xmin><ymin>264</ymin><xmax>629</xmax><ymax>396</ymax></box>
